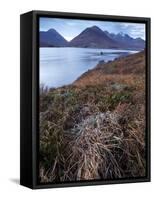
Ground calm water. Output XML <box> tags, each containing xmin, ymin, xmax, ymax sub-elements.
<box><xmin>40</xmin><ymin>47</ymin><xmax>138</xmax><ymax>88</ymax></box>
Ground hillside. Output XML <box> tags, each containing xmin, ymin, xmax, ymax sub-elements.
<box><xmin>40</xmin><ymin>28</ymin><xmax>68</xmax><ymax>47</ymax></box>
<box><xmin>69</xmin><ymin>26</ymin><xmax>119</xmax><ymax>48</ymax></box>
<box><xmin>74</xmin><ymin>50</ymin><xmax>145</xmax><ymax>87</ymax></box>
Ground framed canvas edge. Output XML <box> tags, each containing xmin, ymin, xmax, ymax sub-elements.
<box><xmin>28</xmin><ymin>10</ymin><xmax>151</xmax><ymax>189</ymax></box>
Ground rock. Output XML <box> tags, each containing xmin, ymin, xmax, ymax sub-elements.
<box><xmin>98</xmin><ymin>59</ymin><xmax>105</xmax><ymax>64</ymax></box>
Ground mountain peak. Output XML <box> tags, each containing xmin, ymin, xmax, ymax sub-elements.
<box><xmin>91</xmin><ymin>25</ymin><xmax>100</xmax><ymax>29</ymax></box>
<box><xmin>135</xmin><ymin>37</ymin><xmax>144</xmax><ymax>41</ymax></box>
<box><xmin>117</xmin><ymin>32</ymin><xmax>125</xmax><ymax>37</ymax></box>
<box><xmin>89</xmin><ymin>25</ymin><xmax>102</xmax><ymax>32</ymax></box>
<box><xmin>47</xmin><ymin>28</ymin><xmax>57</xmax><ymax>33</ymax></box>
<box><xmin>40</xmin><ymin>28</ymin><xmax>68</xmax><ymax>47</ymax></box>
<box><xmin>69</xmin><ymin>25</ymin><xmax>118</xmax><ymax>48</ymax></box>
<box><xmin>124</xmin><ymin>34</ymin><xmax>131</xmax><ymax>38</ymax></box>
<box><xmin>104</xmin><ymin>30</ymin><xmax>110</xmax><ymax>34</ymax></box>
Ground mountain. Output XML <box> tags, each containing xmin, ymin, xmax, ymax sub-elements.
<box><xmin>39</xmin><ymin>26</ymin><xmax>145</xmax><ymax>49</ymax></box>
<box><xmin>104</xmin><ymin>31</ymin><xmax>145</xmax><ymax>49</ymax></box>
<box><xmin>69</xmin><ymin>26</ymin><xmax>119</xmax><ymax>48</ymax></box>
<box><xmin>74</xmin><ymin>50</ymin><xmax>145</xmax><ymax>87</ymax></box>
<box><xmin>40</xmin><ymin>28</ymin><xmax>68</xmax><ymax>47</ymax></box>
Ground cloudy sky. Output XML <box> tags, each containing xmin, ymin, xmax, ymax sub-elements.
<box><xmin>39</xmin><ymin>17</ymin><xmax>145</xmax><ymax>41</ymax></box>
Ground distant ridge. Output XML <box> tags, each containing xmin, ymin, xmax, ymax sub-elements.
<box><xmin>104</xmin><ymin>31</ymin><xmax>145</xmax><ymax>49</ymax></box>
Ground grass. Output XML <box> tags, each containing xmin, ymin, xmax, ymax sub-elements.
<box><xmin>39</xmin><ymin>51</ymin><xmax>146</xmax><ymax>183</ymax></box>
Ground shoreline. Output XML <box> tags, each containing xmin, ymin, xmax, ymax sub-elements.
<box><xmin>39</xmin><ymin>46</ymin><xmax>143</xmax><ymax>51</ymax></box>
<box><xmin>40</xmin><ymin>50</ymin><xmax>142</xmax><ymax>90</ymax></box>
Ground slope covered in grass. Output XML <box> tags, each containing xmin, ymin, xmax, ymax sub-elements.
<box><xmin>39</xmin><ymin>50</ymin><xmax>146</xmax><ymax>183</ymax></box>
<box><xmin>74</xmin><ymin>50</ymin><xmax>145</xmax><ymax>87</ymax></box>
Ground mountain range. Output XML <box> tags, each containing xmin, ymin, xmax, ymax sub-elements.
<box><xmin>40</xmin><ymin>26</ymin><xmax>145</xmax><ymax>50</ymax></box>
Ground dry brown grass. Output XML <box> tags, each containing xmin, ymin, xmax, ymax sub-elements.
<box><xmin>74</xmin><ymin>74</ymin><xmax>144</xmax><ymax>90</ymax></box>
<box><xmin>74</xmin><ymin>50</ymin><xmax>145</xmax><ymax>87</ymax></box>
<box><xmin>39</xmin><ymin>50</ymin><xmax>146</xmax><ymax>183</ymax></box>
<box><xmin>40</xmin><ymin>102</ymin><xmax>145</xmax><ymax>182</ymax></box>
